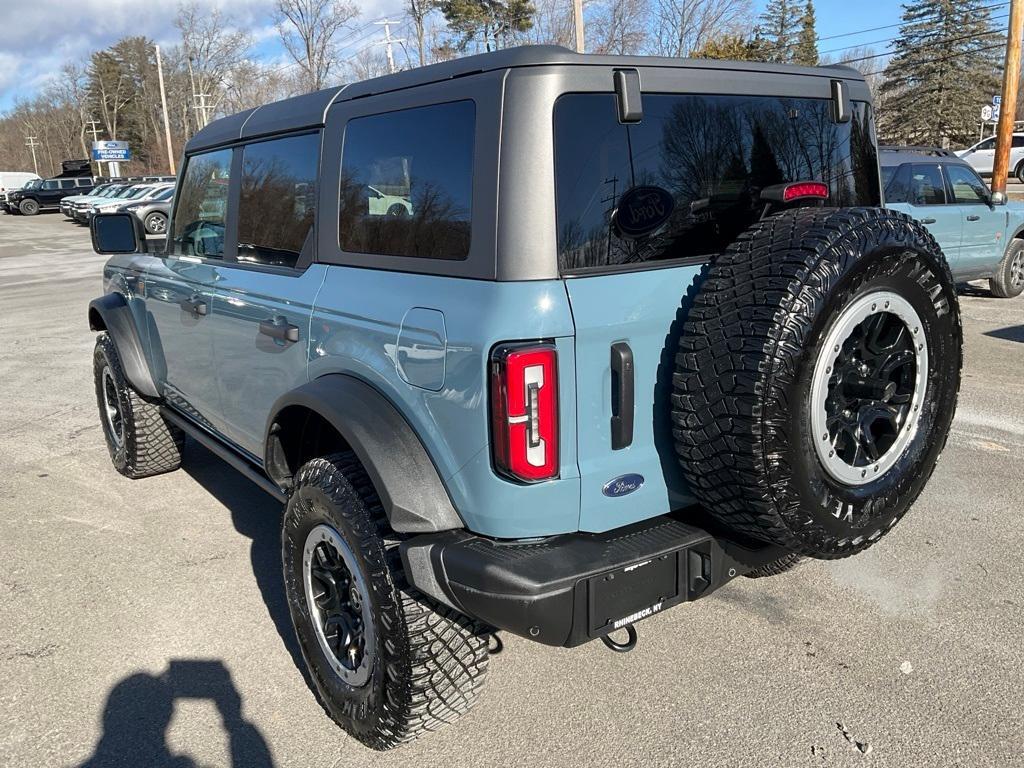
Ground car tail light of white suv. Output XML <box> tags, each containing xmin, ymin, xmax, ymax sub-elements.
<box><xmin>490</xmin><ymin>343</ymin><xmax>559</xmax><ymax>482</ymax></box>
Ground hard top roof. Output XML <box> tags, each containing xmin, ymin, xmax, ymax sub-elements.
<box><xmin>879</xmin><ymin>145</ymin><xmax>971</xmax><ymax>168</ymax></box>
<box><xmin>186</xmin><ymin>45</ymin><xmax>867</xmax><ymax>153</ymax></box>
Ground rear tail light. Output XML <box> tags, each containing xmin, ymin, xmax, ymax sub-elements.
<box><xmin>760</xmin><ymin>181</ymin><xmax>830</xmax><ymax>203</ymax></box>
<box><xmin>490</xmin><ymin>343</ymin><xmax>559</xmax><ymax>482</ymax></box>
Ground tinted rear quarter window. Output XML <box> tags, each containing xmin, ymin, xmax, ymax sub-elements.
<box><xmin>554</xmin><ymin>93</ymin><xmax>880</xmax><ymax>272</ymax></box>
<box><xmin>339</xmin><ymin>100</ymin><xmax>474</xmax><ymax>260</ymax></box>
<box><xmin>237</xmin><ymin>132</ymin><xmax>320</xmax><ymax>269</ymax></box>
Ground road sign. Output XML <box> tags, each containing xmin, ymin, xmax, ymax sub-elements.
<box><xmin>982</xmin><ymin>105</ymin><xmax>994</xmax><ymax>121</ymax></box>
<box><xmin>91</xmin><ymin>140</ymin><xmax>130</xmax><ymax>162</ymax></box>
<box><xmin>994</xmin><ymin>95</ymin><xmax>1003</xmax><ymax>106</ymax></box>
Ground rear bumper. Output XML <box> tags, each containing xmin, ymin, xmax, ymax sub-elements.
<box><xmin>401</xmin><ymin>512</ymin><xmax>789</xmax><ymax>647</ymax></box>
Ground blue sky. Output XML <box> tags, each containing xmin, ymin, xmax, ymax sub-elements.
<box><xmin>0</xmin><ymin>0</ymin><xmax>907</xmax><ymax>113</ymax></box>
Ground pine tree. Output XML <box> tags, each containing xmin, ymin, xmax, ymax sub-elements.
<box><xmin>757</xmin><ymin>0</ymin><xmax>803</xmax><ymax>63</ymax></box>
<box><xmin>880</xmin><ymin>0</ymin><xmax>1001</xmax><ymax>146</ymax></box>
<box><xmin>794</xmin><ymin>1</ymin><xmax>818</xmax><ymax>66</ymax></box>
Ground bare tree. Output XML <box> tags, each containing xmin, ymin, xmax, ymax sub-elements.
<box><xmin>407</xmin><ymin>0</ymin><xmax>436</xmax><ymax>66</ymax></box>
<box><xmin>175</xmin><ymin>1</ymin><xmax>253</xmax><ymax>130</ymax></box>
<box><xmin>344</xmin><ymin>46</ymin><xmax>390</xmax><ymax>82</ymax></box>
<box><xmin>650</xmin><ymin>0</ymin><xmax>752</xmax><ymax>58</ymax></box>
<box><xmin>276</xmin><ymin>0</ymin><xmax>359</xmax><ymax>92</ymax></box>
<box><xmin>589</xmin><ymin>0</ymin><xmax>648</xmax><ymax>54</ymax></box>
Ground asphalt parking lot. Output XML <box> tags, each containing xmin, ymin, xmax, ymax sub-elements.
<box><xmin>1</xmin><ymin>211</ymin><xmax>1023</xmax><ymax>768</ymax></box>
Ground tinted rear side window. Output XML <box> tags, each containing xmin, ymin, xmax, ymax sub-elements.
<box><xmin>909</xmin><ymin>164</ymin><xmax>946</xmax><ymax>205</ymax></box>
<box><xmin>238</xmin><ymin>132</ymin><xmax>320</xmax><ymax>269</ymax></box>
<box><xmin>339</xmin><ymin>100</ymin><xmax>474</xmax><ymax>260</ymax></box>
<box><xmin>554</xmin><ymin>94</ymin><xmax>881</xmax><ymax>272</ymax></box>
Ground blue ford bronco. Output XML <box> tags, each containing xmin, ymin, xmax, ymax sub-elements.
<box><xmin>88</xmin><ymin>47</ymin><xmax>962</xmax><ymax>749</ymax></box>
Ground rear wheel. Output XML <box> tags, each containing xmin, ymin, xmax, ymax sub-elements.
<box><xmin>19</xmin><ymin>199</ymin><xmax>39</xmax><ymax>216</ymax></box>
<box><xmin>673</xmin><ymin>208</ymin><xmax>962</xmax><ymax>559</ymax></box>
<box><xmin>282</xmin><ymin>452</ymin><xmax>489</xmax><ymax>749</ymax></box>
<box><xmin>144</xmin><ymin>211</ymin><xmax>167</xmax><ymax>235</ymax></box>
<box><xmin>990</xmin><ymin>239</ymin><xmax>1024</xmax><ymax>298</ymax></box>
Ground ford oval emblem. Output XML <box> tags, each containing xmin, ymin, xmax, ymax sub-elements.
<box><xmin>602</xmin><ymin>473</ymin><xmax>645</xmax><ymax>498</ymax></box>
<box><xmin>613</xmin><ymin>186</ymin><xmax>675</xmax><ymax>239</ymax></box>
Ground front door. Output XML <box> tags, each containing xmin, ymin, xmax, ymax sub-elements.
<box><xmin>143</xmin><ymin>147</ymin><xmax>233</xmax><ymax>433</ymax></box>
<box><xmin>944</xmin><ymin>163</ymin><xmax>1006</xmax><ymax>277</ymax></box>
<box><xmin>207</xmin><ymin>132</ymin><xmax>324</xmax><ymax>457</ymax></box>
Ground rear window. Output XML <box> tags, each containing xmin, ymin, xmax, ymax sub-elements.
<box><xmin>554</xmin><ymin>93</ymin><xmax>881</xmax><ymax>273</ymax></box>
<box><xmin>338</xmin><ymin>100</ymin><xmax>474</xmax><ymax>260</ymax></box>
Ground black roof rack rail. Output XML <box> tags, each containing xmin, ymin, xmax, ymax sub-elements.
<box><xmin>879</xmin><ymin>145</ymin><xmax>957</xmax><ymax>157</ymax></box>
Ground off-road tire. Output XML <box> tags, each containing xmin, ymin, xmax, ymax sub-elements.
<box><xmin>282</xmin><ymin>452</ymin><xmax>489</xmax><ymax>750</ymax></box>
<box><xmin>744</xmin><ymin>553</ymin><xmax>804</xmax><ymax>579</ymax></box>
<box><xmin>19</xmin><ymin>199</ymin><xmax>39</xmax><ymax>216</ymax></box>
<box><xmin>990</xmin><ymin>239</ymin><xmax>1024</xmax><ymax>298</ymax></box>
<box><xmin>673</xmin><ymin>208</ymin><xmax>962</xmax><ymax>559</ymax></box>
<box><xmin>144</xmin><ymin>211</ymin><xmax>167</xmax><ymax>235</ymax></box>
<box><xmin>93</xmin><ymin>333</ymin><xmax>183</xmax><ymax>478</ymax></box>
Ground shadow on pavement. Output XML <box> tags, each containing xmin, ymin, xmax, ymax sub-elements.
<box><xmin>179</xmin><ymin>439</ymin><xmax>306</xmax><ymax>676</ymax></box>
<box><xmin>984</xmin><ymin>324</ymin><xmax>1024</xmax><ymax>343</ymax></box>
<box><xmin>73</xmin><ymin>659</ymin><xmax>274</xmax><ymax>768</ymax></box>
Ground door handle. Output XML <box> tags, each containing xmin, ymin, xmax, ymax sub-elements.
<box><xmin>610</xmin><ymin>342</ymin><xmax>634</xmax><ymax>450</ymax></box>
<box><xmin>259</xmin><ymin>317</ymin><xmax>299</xmax><ymax>343</ymax></box>
<box><xmin>179</xmin><ymin>296</ymin><xmax>208</xmax><ymax>316</ymax></box>
<box><xmin>920</xmin><ymin>217</ymin><xmax>936</xmax><ymax>224</ymax></box>
<box><xmin>967</xmin><ymin>214</ymin><xmax>981</xmax><ymax>221</ymax></box>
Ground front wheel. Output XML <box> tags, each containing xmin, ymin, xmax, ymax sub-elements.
<box><xmin>282</xmin><ymin>453</ymin><xmax>489</xmax><ymax>749</ymax></box>
<box><xmin>990</xmin><ymin>239</ymin><xmax>1024</xmax><ymax>298</ymax></box>
<box><xmin>93</xmin><ymin>334</ymin><xmax>183</xmax><ymax>478</ymax></box>
<box><xmin>19</xmin><ymin>199</ymin><xmax>39</xmax><ymax>216</ymax></box>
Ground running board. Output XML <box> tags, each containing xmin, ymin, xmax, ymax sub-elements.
<box><xmin>160</xmin><ymin>407</ymin><xmax>288</xmax><ymax>503</ymax></box>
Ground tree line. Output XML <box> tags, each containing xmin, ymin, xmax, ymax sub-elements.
<box><xmin>0</xmin><ymin>0</ymin><xmax>1007</xmax><ymax>177</ymax></box>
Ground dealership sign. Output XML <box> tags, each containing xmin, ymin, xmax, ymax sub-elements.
<box><xmin>91</xmin><ymin>140</ymin><xmax>131</xmax><ymax>161</ymax></box>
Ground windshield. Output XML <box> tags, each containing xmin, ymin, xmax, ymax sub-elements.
<box><xmin>113</xmin><ymin>186</ymin><xmax>140</xmax><ymax>199</ymax></box>
<box><xmin>128</xmin><ymin>187</ymin><xmax>154</xmax><ymax>199</ymax></box>
<box><xmin>23</xmin><ymin>179</ymin><xmax>42</xmax><ymax>190</ymax></box>
<box><xmin>153</xmin><ymin>187</ymin><xmax>175</xmax><ymax>201</ymax></box>
<box><xmin>554</xmin><ymin>93</ymin><xmax>881</xmax><ymax>272</ymax></box>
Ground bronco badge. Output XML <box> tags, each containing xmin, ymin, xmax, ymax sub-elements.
<box><xmin>613</xmin><ymin>186</ymin><xmax>675</xmax><ymax>239</ymax></box>
<box><xmin>602</xmin><ymin>473</ymin><xmax>645</xmax><ymax>497</ymax></box>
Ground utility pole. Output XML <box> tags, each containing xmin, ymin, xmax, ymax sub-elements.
<box><xmin>572</xmin><ymin>0</ymin><xmax>585</xmax><ymax>53</ymax></box>
<box><xmin>85</xmin><ymin>119</ymin><xmax>101</xmax><ymax>177</ymax></box>
<box><xmin>375</xmin><ymin>19</ymin><xmax>405</xmax><ymax>74</ymax></box>
<box><xmin>993</xmin><ymin>0</ymin><xmax>1024</xmax><ymax>195</ymax></box>
<box><xmin>155</xmin><ymin>45</ymin><xmax>176</xmax><ymax>176</ymax></box>
<box><xmin>25</xmin><ymin>136</ymin><xmax>40</xmax><ymax>176</ymax></box>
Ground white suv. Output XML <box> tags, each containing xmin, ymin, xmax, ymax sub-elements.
<box><xmin>957</xmin><ymin>133</ymin><xmax>1024</xmax><ymax>180</ymax></box>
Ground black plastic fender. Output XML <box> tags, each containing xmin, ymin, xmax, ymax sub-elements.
<box><xmin>88</xmin><ymin>293</ymin><xmax>160</xmax><ymax>399</ymax></box>
<box><xmin>265</xmin><ymin>375</ymin><xmax>464</xmax><ymax>533</ymax></box>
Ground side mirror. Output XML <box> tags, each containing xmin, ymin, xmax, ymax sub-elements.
<box><xmin>91</xmin><ymin>212</ymin><xmax>143</xmax><ymax>254</ymax></box>
<box><xmin>991</xmin><ymin>191</ymin><xmax>1008</xmax><ymax>206</ymax></box>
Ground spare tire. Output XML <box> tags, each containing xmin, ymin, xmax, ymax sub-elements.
<box><xmin>672</xmin><ymin>208</ymin><xmax>961</xmax><ymax>559</ymax></box>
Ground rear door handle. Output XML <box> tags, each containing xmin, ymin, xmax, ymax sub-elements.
<box><xmin>610</xmin><ymin>342</ymin><xmax>634</xmax><ymax>450</ymax></box>
<box><xmin>920</xmin><ymin>217</ymin><xmax>936</xmax><ymax>224</ymax></box>
<box><xmin>179</xmin><ymin>296</ymin><xmax>208</xmax><ymax>316</ymax></box>
<box><xmin>259</xmin><ymin>317</ymin><xmax>299</xmax><ymax>343</ymax></box>
<box><xmin>967</xmin><ymin>214</ymin><xmax>981</xmax><ymax>221</ymax></box>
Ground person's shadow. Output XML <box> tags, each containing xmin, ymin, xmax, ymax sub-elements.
<box><xmin>74</xmin><ymin>659</ymin><xmax>273</xmax><ymax>768</ymax></box>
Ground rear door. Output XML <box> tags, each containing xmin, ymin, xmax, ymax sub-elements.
<box><xmin>885</xmin><ymin>162</ymin><xmax>963</xmax><ymax>263</ymax></box>
<box><xmin>555</xmin><ymin>90</ymin><xmax>882</xmax><ymax>533</ymax></box>
<box><xmin>207</xmin><ymin>132</ymin><xmax>324</xmax><ymax>456</ymax></box>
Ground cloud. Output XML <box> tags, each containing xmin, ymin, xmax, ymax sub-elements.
<box><xmin>1</xmin><ymin>0</ymin><xmax>409</xmax><ymax>112</ymax></box>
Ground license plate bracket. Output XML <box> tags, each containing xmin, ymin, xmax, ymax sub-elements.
<box><xmin>587</xmin><ymin>553</ymin><xmax>679</xmax><ymax>635</ymax></box>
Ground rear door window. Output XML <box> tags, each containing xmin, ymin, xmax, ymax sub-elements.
<box><xmin>553</xmin><ymin>93</ymin><xmax>880</xmax><ymax>273</ymax></box>
<box><xmin>41</xmin><ymin>180</ymin><xmax>58</xmax><ymax>190</ymax></box>
<box><xmin>171</xmin><ymin>148</ymin><xmax>232</xmax><ymax>259</ymax></box>
<box><xmin>909</xmin><ymin>164</ymin><xmax>946</xmax><ymax>205</ymax></box>
<box><xmin>237</xmin><ymin>132</ymin><xmax>320</xmax><ymax>269</ymax></box>
<box><xmin>338</xmin><ymin>100</ymin><xmax>474</xmax><ymax>260</ymax></box>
